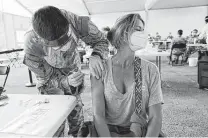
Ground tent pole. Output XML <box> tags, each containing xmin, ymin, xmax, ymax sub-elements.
<box><xmin>81</xmin><ymin>0</ymin><xmax>90</xmax><ymax>15</ymax></box>
<box><xmin>15</xmin><ymin>0</ymin><xmax>33</xmax><ymax>15</ymax></box>
<box><xmin>145</xmin><ymin>10</ymin><xmax>149</xmax><ymax>33</ymax></box>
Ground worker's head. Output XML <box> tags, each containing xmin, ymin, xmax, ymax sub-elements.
<box><xmin>178</xmin><ymin>29</ymin><xmax>183</xmax><ymax>36</ymax></box>
<box><xmin>205</xmin><ymin>16</ymin><xmax>208</xmax><ymax>24</ymax></box>
<box><xmin>32</xmin><ymin>6</ymin><xmax>69</xmax><ymax>46</ymax></box>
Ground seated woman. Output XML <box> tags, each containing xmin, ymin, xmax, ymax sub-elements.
<box><xmin>91</xmin><ymin>14</ymin><xmax>164</xmax><ymax>137</ymax></box>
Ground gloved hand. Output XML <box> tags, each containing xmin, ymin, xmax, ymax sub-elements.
<box><xmin>68</xmin><ymin>70</ymin><xmax>85</xmax><ymax>87</ymax></box>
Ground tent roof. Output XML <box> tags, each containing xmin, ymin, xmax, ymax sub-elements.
<box><xmin>84</xmin><ymin>0</ymin><xmax>146</xmax><ymax>15</ymax></box>
<box><xmin>152</xmin><ymin>0</ymin><xmax>208</xmax><ymax>10</ymax></box>
<box><xmin>0</xmin><ymin>0</ymin><xmax>32</xmax><ymax>17</ymax></box>
<box><xmin>1</xmin><ymin>0</ymin><xmax>208</xmax><ymax>17</ymax></box>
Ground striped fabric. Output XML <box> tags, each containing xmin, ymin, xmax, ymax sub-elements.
<box><xmin>134</xmin><ymin>56</ymin><xmax>142</xmax><ymax>116</ymax></box>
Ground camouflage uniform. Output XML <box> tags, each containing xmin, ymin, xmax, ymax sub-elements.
<box><xmin>23</xmin><ymin>9</ymin><xmax>108</xmax><ymax>137</ymax></box>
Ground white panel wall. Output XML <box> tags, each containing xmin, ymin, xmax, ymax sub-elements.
<box><xmin>3</xmin><ymin>13</ymin><xmax>16</xmax><ymax>49</ymax></box>
<box><xmin>1</xmin><ymin>13</ymin><xmax>30</xmax><ymax>49</ymax></box>
<box><xmin>91</xmin><ymin>6</ymin><xmax>208</xmax><ymax>38</ymax></box>
<box><xmin>147</xmin><ymin>6</ymin><xmax>208</xmax><ymax>38</ymax></box>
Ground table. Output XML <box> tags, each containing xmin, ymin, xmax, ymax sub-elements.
<box><xmin>152</xmin><ymin>40</ymin><xmax>172</xmax><ymax>50</ymax></box>
<box><xmin>135</xmin><ymin>49</ymin><xmax>170</xmax><ymax>73</ymax></box>
<box><xmin>187</xmin><ymin>44</ymin><xmax>208</xmax><ymax>47</ymax></box>
<box><xmin>0</xmin><ymin>133</ymin><xmax>37</xmax><ymax>138</ymax></box>
<box><xmin>0</xmin><ymin>94</ymin><xmax>76</xmax><ymax>137</ymax></box>
<box><xmin>0</xmin><ymin>49</ymin><xmax>23</xmax><ymax>55</ymax></box>
<box><xmin>187</xmin><ymin>44</ymin><xmax>208</xmax><ymax>50</ymax></box>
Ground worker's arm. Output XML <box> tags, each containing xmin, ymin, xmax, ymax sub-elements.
<box><xmin>62</xmin><ymin>10</ymin><xmax>109</xmax><ymax>79</ymax></box>
<box><xmin>62</xmin><ymin>10</ymin><xmax>109</xmax><ymax>59</ymax></box>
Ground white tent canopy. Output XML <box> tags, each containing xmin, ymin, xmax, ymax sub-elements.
<box><xmin>151</xmin><ymin>0</ymin><xmax>208</xmax><ymax>10</ymax></box>
<box><xmin>19</xmin><ymin>0</ymin><xmax>208</xmax><ymax>15</ymax></box>
<box><xmin>0</xmin><ymin>0</ymin><xmax>31</xmax><ymax>17</ymax></box>
<box><xmin>1</xmin><ymin>0</ymin><xmax>208</xmax><ymax>17</ymax></box>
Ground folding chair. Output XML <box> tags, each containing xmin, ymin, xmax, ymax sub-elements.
<box><xmin>169</xmin><ymin>43</ymin><xmax>187</xmax><ymax>66</ymax></box>
<box><xmin>0</xmin><ymin>65</ymin><xmax>10</xmax><ymax>93</ymax></box>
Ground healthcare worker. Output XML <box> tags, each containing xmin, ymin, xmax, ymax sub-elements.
<box><xmin>23</xmin><ymin>6</ymin><xmax>109</xmax><ymax>137</ymax></box>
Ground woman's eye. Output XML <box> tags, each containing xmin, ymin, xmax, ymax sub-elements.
<box><xmin>135</xmin><ymin>28</ymin><xmax>144</xmax><ymax>31</ymax></box>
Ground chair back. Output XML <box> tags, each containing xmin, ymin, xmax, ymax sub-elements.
<box><xmin>0</xmin><ymin>65</ymin><xmax>10</xmax><ymax>90</ymax></box>
<box><xmin>0</xmin><ymin>65</ymin><xmax>10</xmax><ymax>75</ymax></box>
<box><xmin>171</xmin><ymin>43</ymin><xmax>186</xmax><ymax>50</ymax></box>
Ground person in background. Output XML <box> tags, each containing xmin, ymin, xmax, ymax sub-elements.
<box><xmin>171</xmin><ymin>30</ymin><xmax>187</xmax><ymax>64</ymax></box>
<box><xmin>184</xmin><ymin>29</ymin><xmax>200</xmax><ymax>62</ymax></box>
<box><xmin>166</xmin><ymin>32</ymin><xmax>174</xmax><ymax>49</ymax></box>
<box><xmin>187</xmin><ymin>29</ymin><xmax>199</xmax><ymax>44</ymax></box>
<box><xmin>155</xmin><ymin>32</ymin><xmax>161</xmax><ymax>41</ymax></box>
<box><xmin>172</xmin><ymin>29</ymin><xmax>187</xmax><ymax>44</ymax></box>
<box><xmin>199</xmin><ymin>16</ymin><xmax>208</xmax><ymax>44</ymax></box>
<box><xmin>192</xmin><ymin>29</ymin><xmax>199</xmax><ymax>37</ymax></box>
<box><xmin>77</xmin><ymin>40</ymin><xmax>86</xmax><ymax>63</ymax></box>
<box><xmin>103</xmin><ymin>26</ymin><xmax>116</xmax><ymax>56</ymax></box>
<box><xmin>148</xmin><ymin>34</ymin><xmax>153</xmax><ymax>44</ymax></box>
<box><xmin>167</xmin><ymin>32</ymin><xmax>174</xmax><ymax>40</ymax></box>
<box><xmin>91</xmin><ymin>13</ymin><xmax>164</xmax><ymax>137</ymax></box>
<box><xmin>23</xmin><ymin>6</ymin><xmax>108</xmax><ymax>137</ymax></box>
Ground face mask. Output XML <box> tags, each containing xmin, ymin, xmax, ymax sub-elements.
<box><xmin>130</xmin><ymin>31</ymin><xmax>148</xmax><ymax>51</ymax></box>
<box><xmin>43</xmin><ymin>27</ymin><xmax>79</xmax><ymax>68</ymax></box>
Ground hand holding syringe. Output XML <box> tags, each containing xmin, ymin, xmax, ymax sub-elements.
<box><xmin>67</xmin><ymin>67</ymin><xmax>85</xmax><ymax>95</ymax></box>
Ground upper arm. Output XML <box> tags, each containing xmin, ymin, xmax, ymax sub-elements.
<box><xmin>90</xmin><ymin>75</ymin><xmax>105</xmax><ymax>117</ymax></box>
<box><xmin>148</xmin><ymin>64</ymin><xmax>164</xmax><ymax>107</ymax></box>
<box><xmin>147</xmin><ymin>65</ymin><xmax>163</xmax><ymax>120</ymax></box>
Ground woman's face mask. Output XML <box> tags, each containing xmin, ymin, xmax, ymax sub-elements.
<box><xmin>129</xmin><ymin>31</ymin><xmax>148</xmax><ymax>51</ymax></box>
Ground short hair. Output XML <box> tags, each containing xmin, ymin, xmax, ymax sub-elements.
<box><xmin>178</xmin><ymin>29</ymin><xmax>183</xmax><ymax>35</ymax></box>
<box><xmin>205</xmin><ymin>16</ymin><xmax>208</xmax><ymax>23</ymax></box>
<box><xmin>102</xmin><ymin>26</ymin><xmax>110</xmax><ymax>32</ymax></box>
<box><xmin>106</xmin><ymin>14</ymin><xmax>145</xmax><ymax>49</ymax></box>
<box><xmin>32</xmin><ymin>6</ymin><xmax>69</xmax><ymax>41</ymax></box>
<box><xmin>193</xmin><ymin>29</ymin><xmax>198</xmax><ymax>33</ymax></box>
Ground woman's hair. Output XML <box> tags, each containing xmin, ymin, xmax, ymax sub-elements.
<box><xmin>32</xmin><ymin>6</ymin><xmax>69</xmax><ymax>41</ymax></box>
<box><xmin>178</xmin><ymin>29</ymin><xmax>183</xmax><ymax>36</ymax></box>
<box><xmin>105</xmin><ymin>14</ymin><xmax>144</xmax><ymax>49</ymax></box>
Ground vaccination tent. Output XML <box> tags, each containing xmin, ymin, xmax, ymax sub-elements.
<box><xmin>0</xmin><ymin>0</ymin><xmax>208</xmax><ymax>49</ymax></box>
<box><xmin>15</xmin><ymin>0</ymin><xmax>208</xmax><ymax>16</ymax></box>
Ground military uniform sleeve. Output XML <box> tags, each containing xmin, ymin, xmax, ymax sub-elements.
<box><xmin>62</xmin><ymin>10</ymin><xmax>109</xmax><ymax>60</ymax></box>
<box><xmin>23</xmin><ymin>31</ymin><xmax>56</xmax><ymax>93</ymax></box>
